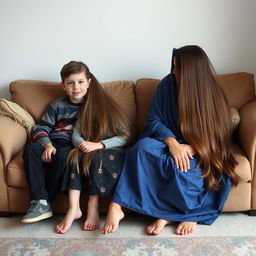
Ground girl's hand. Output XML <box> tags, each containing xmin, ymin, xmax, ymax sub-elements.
<box><xmin>42</xmin><ymin>143</ymin><xmax>57</xmax><ymax>163</ymax></box>
<box><xmin>164</xmin><ymin>137</ymin><xmax>194</xmax><ymax>172</ymax></box>
<box><xmin>79</xmin><ymin>141</ymin><xmax>104</xmax><ymax>153</ymax></box>
<box><xmin>181</xmin><ymin>144</ymin><xmax>196</xmax><ymax>159</ymax></box>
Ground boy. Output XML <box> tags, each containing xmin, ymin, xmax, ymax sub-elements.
<box><xmin>21</xmin><ymin>61</ymin><xmax>91</xmax><ymax>223</ymax></box>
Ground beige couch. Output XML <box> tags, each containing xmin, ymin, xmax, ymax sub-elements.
<box><xmin>0</xmin><ymin>72</ymin><xmax>256</xmax><ymax>216</ymax></box>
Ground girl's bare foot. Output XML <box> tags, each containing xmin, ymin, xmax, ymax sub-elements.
<box><xmin>101</xmin><ymin>202</ymin><xmax>124</xmax><ymax>234</ymax></box>
<box><xmin>55</xmin><ymin>208</ymin><xmax>82</xmax><ymax>234</ymax></box>
<box><xmin>146</xmin><ymin>219</ymin><xmax>173</xmax><ymax>235</ymax></box>
<box><xmin>83</xmin><ymin>196</ymin><xmax>99</xmax><ymax>231</ymax></box>
<box><xmin>176</xmin><ymin>221</ymin><xmax>196</xmax><ymax>235</ymax></box>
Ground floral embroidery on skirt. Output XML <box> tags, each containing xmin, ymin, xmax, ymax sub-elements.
<box><xmin>62</xmin><ymin>148</ymin><xmax>126</xmax><ymax>197</ymax></box>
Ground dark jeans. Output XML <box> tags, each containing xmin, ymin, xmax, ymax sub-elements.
<box><xmin>23</xmin><ymin>139</ymin><xmax>74</xmax><ymax>203</ymax></box>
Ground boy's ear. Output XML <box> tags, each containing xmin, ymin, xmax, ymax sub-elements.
<box><xmin>61</xmin><ymin>82</ymin><xmax>66</xmax><ymax>91</ymax></box>
<box><xmin>88</xmin><ymin>78</ymin><xmax>91</xmax><ymax>83</ymax></box>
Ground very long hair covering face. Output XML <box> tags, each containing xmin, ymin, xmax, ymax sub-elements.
<box><xmin>174</xmin><ymin>46</ymin><xmax>239</xmax><ymax>190</ymax></box>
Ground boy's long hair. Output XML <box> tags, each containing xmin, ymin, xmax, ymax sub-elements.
<box><xmin>174</xmin><ymin>46</ymin><xmax>239</xmax><ymax>190</ymax></box>
<box><xmin>61</xmin><ymin>61</ymin><xmax>132</xmax><ymax>175</ymax></box>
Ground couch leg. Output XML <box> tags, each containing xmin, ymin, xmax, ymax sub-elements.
<box><xmin>248</xmin><ymin>210</ymin><xmax>256</xmax><ymax>216</ymax></box>
<box><xmin>0</xmin><ymin>212</ymin><xmax>12</xmax><ymax>217</ymax></box>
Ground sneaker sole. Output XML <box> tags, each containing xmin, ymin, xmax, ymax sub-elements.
<box><xmin>21</xmin><ymin>211</ymin><xmax>53</xmax><ymax>224</ymax></box>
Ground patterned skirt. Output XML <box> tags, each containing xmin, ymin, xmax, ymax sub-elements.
<box><xmin>62</xmin><ymin>148</ymin><xmax>126</xmax><ymax>197</ymax></box>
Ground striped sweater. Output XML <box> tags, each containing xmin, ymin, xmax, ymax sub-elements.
<box><xmin>32</xmin><ymin>96</ymin><xmax>82</xmax><ymax>146</ymax></box>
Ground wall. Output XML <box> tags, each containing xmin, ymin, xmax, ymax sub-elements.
<box><xmin>0</xmin><ymin>0</ymin><xmax>256</xmax><ymax>99</ymax></box>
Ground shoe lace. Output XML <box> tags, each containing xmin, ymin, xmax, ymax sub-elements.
<box><xmin>29</xmin><ymin>201</ymin><xmax>41</xmax><ymax>212</ymax></box>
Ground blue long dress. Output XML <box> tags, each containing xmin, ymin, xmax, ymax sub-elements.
<box><xmin>112</xmin><ymin>74</ymin><xmax>232</xmax><ymax>225</ymax></box>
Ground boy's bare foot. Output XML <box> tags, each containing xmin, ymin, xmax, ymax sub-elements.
<box><xmin>176</xmin><ymin>221</ymin><xmax>196</xmax><ymax>235</ymax></box>
<box><xmin>146</xmin><ymin>219</ymin><xmax>173</xmax><ymax>235</ymax></box>
<box><xmin>55</xmin><ymin>208</ymin><xmax>82</xmax><ymax>234</ymax></box>
<box><xmin>83</xmin><ymin>201</ymin><xmax>99</xmax><ymax>231</ymax></box>
<box><xmin>101</xmin><ymin>202</ymin><xmax>124</xmax><ymax>234</ymax></box>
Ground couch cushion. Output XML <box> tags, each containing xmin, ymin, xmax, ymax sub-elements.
<box><xmin>0</xmin><ymin>98</ymin><xmax>35</xmax><ymax>137</ymax></box>
<box><xmin>232</xmin><ymin>144</ymin><xmax>251</xmax><ymax>182</ymax></box>
<box><xmin>7</xmin><ymin>151</ymin><xmax>28</xmax><ymax>189</ymax></box>
<box><xmin>9</xmin><ymin>80</ymin><xmax>137</xmax><ymax>133</ymax></box>
<box><xmin>6</xmin><ymin>143</ymin><xmax>251</xmax><ymax>189</ymax></box>
<box><xmin>230</xmin><ymin>107</ymin><xmax>240</xmax><ymax>131</ymax></box>
<box><xmin>10</xmin><ymin>80</ymin><xmax>65</xmax><ymax>121</ymax></box>
<box><xmin>135</xmin><ymin>73</ymin><xmax>254</xmax><ymax>133</ymax></box>
<box><xmin>215</xmin><ymin>72</ymin><xmax>255</xmax><ymax>109</ymax></box>
<box><xmin>135</xmin><ymin>78</ymin><xmax>160</xmax><ymax>134</ymax></box>
<box><xmin>101</xmin><ymin>80</ymin><xmax>137</xmax><ymax>137</ymax></box>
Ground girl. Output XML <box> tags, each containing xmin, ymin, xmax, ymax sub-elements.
<box><xmin>56</xmin><ymin>63</ymin><xmax>132</xmax><ymax>234</ymax></box>
<box><xmin>101</xmin><ymin>45</ymin><xmax>240</xmax><ymax>235</ymax></box>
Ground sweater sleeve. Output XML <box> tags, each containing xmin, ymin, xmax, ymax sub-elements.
<box><xmin>101</xmin><ymin>136</ymin><xmax>126</xmax><ymax>149</ymax></box>
<box><xmin>32</xmin><ymin>103</ymin><xmax>57</xmax><ymax>146</ymax></box>
<box><xmin>101</xmin><ymin>123</ymin><xmax>128</xmax><ymax>149</ymax></box>
<box><xmin>72</xmin><ymin>119</ymin><xmax>86</xmax><ymax>147</ymax></box>
<box><xmin>72</xmin><ymin>119</ymin><xmax>127</xmax><ymax>149</ymax></box>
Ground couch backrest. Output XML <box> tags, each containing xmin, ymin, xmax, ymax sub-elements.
<box><xmin>10</xmin><ymin>80</ymin><xmax>65</xmax><ymax>119</ymax></box>
<box><xmin>9</xmin><ymin>79</ymin><xmax>138</xmax><ymax>136</ymax></box>
<box><xmin>101</xmin><ymin>81</ymin><xmax>137</xmax><ymax>135</ymax></box>
<box><xmin>215</xmin><ymin>72</ymin><xmax>255</xmax><ymax>109</ymax></box>
<box><xmin>135</xmin><ymin>78</ymin><xmax>160</xmax><ymax>134</ymax></box>
<box><xmin>9</xmin><ymin>72</ymin><xmax>255</xmax><ymax>137</ymax></box>
<box><xmin>135</xmin><ymin>72</ymin><xmax>255</xmax><ymax>134</ymax></box>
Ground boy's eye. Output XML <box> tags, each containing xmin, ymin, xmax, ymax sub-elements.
<box><xmin>79</xmin><ymin>80</ymin><xmax>84</xmax><ymax>84</ymax></box>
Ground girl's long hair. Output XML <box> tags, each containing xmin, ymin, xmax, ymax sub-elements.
<box><xmin>62</xmin><ymin>61</ymin><xmax>132</xmax><ymax>175</ymax></box>
<box><xmin>174</xmin><ymin>46</ymin><xmax>239</xmax><ymax>190</ymax></box>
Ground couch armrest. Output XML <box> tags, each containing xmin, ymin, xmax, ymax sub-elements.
<box><xmin>0</xmin><ymin>116</ymin><xmax>27</xmax><ymax>213</ymax></box>
<box><xmin>237</xmin><ymin>100</ymin><xmax>256</xmax><ymax>210</ymax></box>
<box><xmin>238</xmin><ymin>100</ymin><xmax>256</xmax><ymax>176</ymax></box>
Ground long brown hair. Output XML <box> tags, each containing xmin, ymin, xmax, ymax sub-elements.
<box><xmin>174</xmin><ymin>45</ymin><xmax>239</xmax><ymax>190</ymax></box>
<box><xmin>63</xmin><ymin>61</ymin><xmax>132</xmax><ymax>175</ymax></box>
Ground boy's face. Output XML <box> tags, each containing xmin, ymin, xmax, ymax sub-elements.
<box><xmin>61</xmin><ymin>72</ymin><xmax>90</xmax><ymax>103</ymax></box>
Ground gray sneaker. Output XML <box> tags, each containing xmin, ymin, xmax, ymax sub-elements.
<box><xmin>21</xmin><ymin>200</ymin><xmax>53</xmax><ymax>224</ymax></box>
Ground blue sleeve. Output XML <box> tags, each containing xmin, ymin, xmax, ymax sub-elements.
<box><xmin>142</xmin><ymin>75</ymin><xmax>178</xmax><ymax>140</ymax></box>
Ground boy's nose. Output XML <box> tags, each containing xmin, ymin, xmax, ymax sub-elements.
<box><xmin>73</xmin><ymin>82</ymin><xmax>79</xmax><ymax>88</ymax></box>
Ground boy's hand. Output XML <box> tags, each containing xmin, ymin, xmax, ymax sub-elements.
<box><xmin>42</xmin><ymin>143</ymin><xmax>57</xmax><ymax>163</ymax></box>
<box><xmin>79</xmin><ymin>141</ymin><xmax>104</xmax><ymax>153</ymax></box>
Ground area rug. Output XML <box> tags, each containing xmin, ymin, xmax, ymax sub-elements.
<box><xmin>1</xmin><ymin>236</ymin><xmax>256</xmax><ymax>256</ymax></box>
